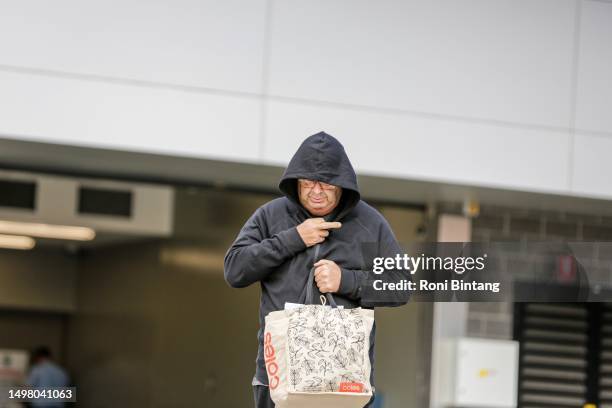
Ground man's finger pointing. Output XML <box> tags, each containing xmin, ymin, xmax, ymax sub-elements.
<box><xmin>318</xmin><ymin>222</ymin><xmax>342</xmax><ymax>230</ymax></box>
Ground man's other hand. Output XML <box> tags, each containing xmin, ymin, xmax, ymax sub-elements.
<box><xmin>313</xmin><ymin>259</ymin><xmax>341</xmax><ymax>293</ymax></box>
<box><xmin>296</xmin><ymin>218</ymin><xmax>341</xmax><ymax>247</ymax></box>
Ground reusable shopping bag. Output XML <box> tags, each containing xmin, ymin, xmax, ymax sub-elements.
<box><xmin>264</xmin><ymin>247</ymin><xmax>375</xmax><ymax>408</ymax></box>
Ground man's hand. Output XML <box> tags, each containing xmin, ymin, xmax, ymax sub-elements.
<box><xmin>314</xmin><ymin>259</ymin><xmax>341</xmax><ymax>293</ymax></box>
<box><xmin>296</xmin><ymin>218</ymin><xmax>342</xmax><ymax>247</ymax></box>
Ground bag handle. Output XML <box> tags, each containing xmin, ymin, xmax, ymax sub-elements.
<box><xmin>306</xmin><ymin>245</ymin><xmax>338</xmax><ymax>308</ymax></box>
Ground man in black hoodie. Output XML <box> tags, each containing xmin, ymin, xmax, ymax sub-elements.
<box><xmin>224</xmin><ymin>132</ymin><xmax>408</xmax><ymax>407</ymax></box>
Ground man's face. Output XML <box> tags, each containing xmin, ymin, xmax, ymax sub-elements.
<box><xmin>298</xmin><ymin>179</ymin><xmax>342</xmax><ymax>217</ymax></box>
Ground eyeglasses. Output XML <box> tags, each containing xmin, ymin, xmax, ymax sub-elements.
<box><xmin>298</xmin><ymin>179</ymin><xmax>337</xmax><ymax>191</ymax></box>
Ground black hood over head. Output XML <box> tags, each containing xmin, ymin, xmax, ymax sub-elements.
<box><xmin>279</xmin><ymin>132</ymin><xmax>360</xmax><ymax>221</ymax></box>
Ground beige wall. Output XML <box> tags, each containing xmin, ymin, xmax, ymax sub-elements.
<box><xmin>375</xmin><ymin>304</ymin><xmax>427</xmax><ymax>407</ymax></box>
<box><xmin>0</xmin><ymin>247</ymin><xmax>76</xmax><ymax>377</ymax></box>
<box><xmin>0</xmin><ymin>310</ymin><xmax>68</xmax><ymax>366</ymax></box>
<box><xmin>0</xmin><ymin>248</ymin><xmax>77</xmax><ymax>312</ymax></box>
<box><xmin>66</xmin><ymin>241</ymin><xmax>262</xmax><ymax>407</ymax></box>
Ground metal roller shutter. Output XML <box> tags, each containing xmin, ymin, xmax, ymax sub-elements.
<box><xmin>515</xmin><ymin>303</ymin><xmax>592</xmax><ymax>408</ymax></box>
<box><xmin>598</xmin><ymin>304</ymin><xmax>612</xmax><ymax>408</ymax></box>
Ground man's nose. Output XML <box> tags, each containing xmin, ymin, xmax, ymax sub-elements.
<box><xmin>312</xmin><ymin>182</ymin><xmax>323</xmax><ymax>193</ymax></box>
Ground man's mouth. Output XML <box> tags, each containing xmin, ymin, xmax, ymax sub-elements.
<box><xmin>310</xmin><ymin>197</ymin><xmax>325</xmax><ymax>204</ymax></box>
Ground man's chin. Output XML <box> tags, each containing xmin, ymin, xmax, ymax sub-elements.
<box><xmin>308</xmin><ymin>206</ymin><xmax>333</xmax><ymax>216</ymax></box>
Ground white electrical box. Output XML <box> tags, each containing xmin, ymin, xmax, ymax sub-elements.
<box><xmin>438</xmin><ymin>338</ymin><xmax>518</xmax><ymax>408</ymax></box>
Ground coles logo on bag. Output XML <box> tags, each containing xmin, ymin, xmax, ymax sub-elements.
<box><xmin>339</xmin><ymin>382</ymin><xmax>364</xmax><ymax>393</ymax></box>
<box><xmin>264</xmin><ymin>332</ymin><xmax>279</xmax><ymax>390</ymax></box>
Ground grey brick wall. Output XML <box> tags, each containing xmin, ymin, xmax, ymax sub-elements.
<box><xmin>467</xmin><ymin>302</ymin><xmax>513</xmax><ymax>339</ymax></box>
<box><xmin>437</xmin><ymin>202</ymin><xmax>612</xmax><ymax>340</ymax></box>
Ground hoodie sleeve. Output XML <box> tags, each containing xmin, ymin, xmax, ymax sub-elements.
<box><xmin>224</xmin><ymin>206</ymin><xmax>307</xmax><ymax>288</ymax></box>
<box><xmin>336</xmin><ymin>218</ymin><xmax>411</xmax><ymax>307</ymax></box>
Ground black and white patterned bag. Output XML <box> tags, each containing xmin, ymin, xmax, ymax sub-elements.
<box><xmin>264</xmin><ymin>248</ymin><xmax>374</xmax><ymax>407</ymax></box>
